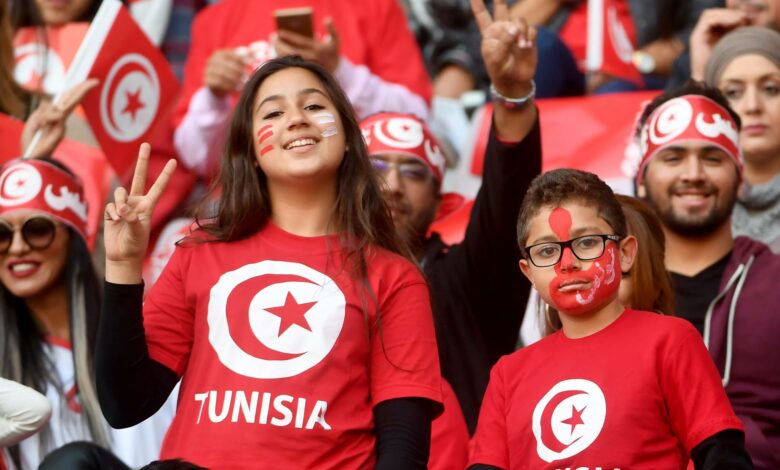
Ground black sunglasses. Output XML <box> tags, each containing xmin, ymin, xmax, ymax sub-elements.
<box><xmin>0</xmin><ymin>217</ymin><xmax>58</xmax><ymax>254</ymax></box>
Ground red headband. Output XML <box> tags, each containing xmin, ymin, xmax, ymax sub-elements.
<box><xmin>0</xmin><ymin>159</ymin><xmax>88</xmax><ymax>240</ymax></box>
<box><xmin>637</xmin><ymin>95</ymin><xmax>742</xmax><ymax>185</ymax></box>
<box><xmin>360</xmin><ymin>113</ymin><xmax>446</xmax><ymax>185</ymax></box>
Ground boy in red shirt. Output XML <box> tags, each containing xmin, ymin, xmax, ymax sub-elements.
<box><xmin>469</xmin><ymin>169</ymin><xmax>752</xmax><ymax>469</ymax></box>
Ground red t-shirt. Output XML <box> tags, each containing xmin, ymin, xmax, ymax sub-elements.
<box><xmin>174</xmin><ymin>0</ymin><xmax>432</xmax><ymax>127</ymax></box>
<box><xmin>430</xmin><ymin>379</ymin><xmax>469</xmax><ymax>470</ymax></box>
<box><xmin>143</xmin><ymin>223</ymin><xmax>442</xmax><ymax>469</ymax></box>
<box><xmin>470</xmin><ymin>309</ymin><xmax>743</xmax><ymax>470</ymax></box>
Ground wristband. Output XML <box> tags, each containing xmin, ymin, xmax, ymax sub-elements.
<box><xmin>490</xmin><ymin>80</ymin><xmax>536</xmax><ymax>109</ymax></box>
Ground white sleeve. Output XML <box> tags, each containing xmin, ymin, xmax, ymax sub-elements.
<box><xmin>128</xmin><ymin>0</ymin><xmax>174</xmax><ymax>46</ymax></box>
<box><xmin>333</xmin><ymin>56</ymin><xmax>430</xmax><ymax>121</ymax></box>
<box><xmin>0</xmin><ymin>378</ymin><xmax>52</xmax><ymax>448</ymax></box>
<box><xmin>173</xmin><ymin>87</ymin><xmax>233</xmax><ymax>177</ymax></box>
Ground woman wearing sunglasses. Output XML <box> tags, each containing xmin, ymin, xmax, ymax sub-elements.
<box><xmin>0</xmin><ymin>159</ymin><xmax>170</xmax><ymax>470</ymax></box>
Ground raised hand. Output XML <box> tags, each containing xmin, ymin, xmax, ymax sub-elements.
<box><xmin>21</xmin><ymin>79</ymin><xmax>99</xmax><ymax>159</ymax></box>
<box><xmin>205</xmin><ymin>49</ymin><xmax>248</xmax><ymax>98</ymax></box>
<box><xmin>689</xmin><ymin>8</ymin><xmax>750</xmax><ymax>80</ymax></box>
<box><xmin>470</xmin><ymin>0</ymin><xmax>537</xmax><ymax>98</ymax></box>
<box><xmin>104</xmin><ymin>143</ymin><xmax>177</xmax><ymax>284</ymax></box>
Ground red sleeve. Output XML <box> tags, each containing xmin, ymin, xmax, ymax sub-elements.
<box><xmin>172</xmin><ymin>5</ymin><xmax>217</xmax><ymax>128</ymax></box>
<box><xmin>370</xmin><ymin>265</ymin><xmax>441</xmax><ymax>408</ymax></box>
<box><xmin>469</xmin><ymin>359</ymin><xmax>510</xmax><ymax>469</ymax></box>
<box><xmin>363</xmin><ymin>0</ymin><xmax>432</xmax><ymax>103</ymax></box>
<box><xmin>142</xmin><ymin>245</ymin><xmax>196</xmax><ymax>376</ymax></box>
<box><xmin>661</xmin><ymin>321</ymin><xmax>744</xmax><ymax>452</ymax></box>
<box><xmin>430</xmin><ymin>379</ymin><xmax>470</xmax><ymax>470</ymax></box>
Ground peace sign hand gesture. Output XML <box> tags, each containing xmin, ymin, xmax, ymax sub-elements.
<box><xmin>104</xmin><ymin>143</ymin><xmax>177</xmax><ymax>284</ymax></box>
<box><xmin>470</xmin><ymin>0</ymin><xmax>537</xmax><ymax>98</ymax></box>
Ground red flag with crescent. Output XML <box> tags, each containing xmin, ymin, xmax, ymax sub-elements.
<box><xmin>586</xmin><ymin>0</ymin><xmax>641</xmax><ymax>85</ymax></box>
<box><xmin>74</xmin><ymin>0</ymin><xmax>179</xmax><ymax>181</ymax></box>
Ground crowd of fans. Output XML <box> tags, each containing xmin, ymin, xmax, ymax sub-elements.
<box><xmin>1</xmin><ymin>0</ymin><xmax>779</xmax><ymax>469</ymax></box>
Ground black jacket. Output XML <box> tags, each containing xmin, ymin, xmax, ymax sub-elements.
<box><xmin>422</xmin><ymin>117</ymin><xmax>541</xmax><ymax>433</ymax></box>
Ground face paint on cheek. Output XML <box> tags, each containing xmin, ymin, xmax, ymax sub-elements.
<box><xmin>312</xmin><ymin>112</ymin><xmax>338</xmax><ymax>138</ymax></box>
<box><xmin>257</xmin><ymin>124</ymin><xmax>274</xmax><ymax>156</ymax></box>
<box><xmin>549</xmin><ymin>245</ymin><xmax>620</xmax><ymax>315</ymax></box>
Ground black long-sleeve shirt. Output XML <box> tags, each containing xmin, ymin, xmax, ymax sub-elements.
<box><xmin>423</xmin><ymin>117</ymin><xmax>542</xmax><ymax>432</ymax></box>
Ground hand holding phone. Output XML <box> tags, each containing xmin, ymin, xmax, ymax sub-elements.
<box><xmin>274</xmin><ymin>7</ymin><xmax>314</xmax><ymax>39</ymax></box>
<box><xmin>273</xmin><ymin>14</ymin><xmax>341</xmax><ymax>73</ymax></box>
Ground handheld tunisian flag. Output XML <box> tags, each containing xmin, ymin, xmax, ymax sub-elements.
<box><xmin>64</xmin><ymin>0</ymin><xmax>179</xmax><ymax>181</ymax></box>
<box><xmin>586</xmin><ymin>0</ymin><xmax>641</xmax><ymax>85</ymax></box>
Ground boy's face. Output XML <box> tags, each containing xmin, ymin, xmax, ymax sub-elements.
<box><xmin>519</xmin><ymin>202</ymin><xmax>637</xmax><ymax>316</ymax></box>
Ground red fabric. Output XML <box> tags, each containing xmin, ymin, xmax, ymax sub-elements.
<box><xmin>470</xmin><ymin>310</ymin><xmax>743</xmax><ymax>469</ymax></box>
<box><xmin>430</xmin><ymin>380</ymin><xmax>469</xmax><ymax>470</ymax></box>
<box><xmin>637</xmin><ymin>95</ymin><xmax>742</xmax><ymax>184</ymax></box>
<box><xmin>559</xmin><ymin>0</ymin><xmax>637</xmax><ymax>83</ymax></box>
<box><xmin>0</xmin><ymin>114</ymin><xmax>112</xmax><ymax>249</ymax></box>
<box><xmin>79</xmin><ymin>4</ymin><xmax>180</xmax><ymax>182</ymax></box>
<box><xmin>174</xmin><ymin>0</ymin><xmax>432</xmax><ymax>128</ymax></box>
<box><xmin>599</xmin><ymin>0</ymin><xmax>640</xmax><ymax>84</ymax></box>
<box><xmin>13</xmin><ymin>23</ymin><xmax>90</xmax><ymax>94</ymax></box>
<box><xmin>558</xmin><ymin>2</ymin><xmax>589</xmax><ymax>67</ymax></box>
<box><xmin>0</xmin><ymin>159</ymin><xmax>88</xmax><ymax>239</ymax></box>
<box><xmin>361</xmin><ymin>112</ymin><xmax>445</xmax><ymax>183</ymax></box>
<box><xmin>142</xmin><ymin>222</ymin><xmax>442</xmax><ymax>469</ymax></box>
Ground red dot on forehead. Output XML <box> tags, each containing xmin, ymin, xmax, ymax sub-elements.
<box><xmin>548</xmin><ymin>207</ymin><xmax>572</xmax><ymax>241</ymax></box>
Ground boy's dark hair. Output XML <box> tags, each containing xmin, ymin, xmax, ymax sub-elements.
<box><xmin>634</xmin><ymin>80</ymin><xmax>742</xmax><ymax>139</ymax></box>
<box><xmin>516</xmin><ymin>169</ymin><xmax>627</xmax><ymax>253</ymax></box>
<box><xmin>139</xmin><ymin>459</ymin><xmax>209</xmax><ymax>470</ymax></box>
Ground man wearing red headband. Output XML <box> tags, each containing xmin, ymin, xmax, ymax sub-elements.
<box><xmin>359</xmin><ymin>0</ymin><xmax>542</xmax><ymax>434</ymax></box>
<box><xmin>637</xmin><ymin>81</ymin><xmax>780</xmax><ymax>468</ymax></box>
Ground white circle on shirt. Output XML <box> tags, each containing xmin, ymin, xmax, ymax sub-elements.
<box><xmin>207</xmin><ymin>260</ymin><xmax>345</xmax><ymax>379</ymax></box>
<box><xmin>532</xmin><ymin>379</ymin><xmax>607</xmax><ymax>462</ymax></box>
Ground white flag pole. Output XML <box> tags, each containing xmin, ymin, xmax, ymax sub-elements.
<box><xmin>23</xmin><ymin>0</ymin><xmax>123</xmax><ymax>159</ymax></box>
<box><xmin>585</xmin><ymin>0</ymin><xmax>605</xmax><ymax>74</ymax></box>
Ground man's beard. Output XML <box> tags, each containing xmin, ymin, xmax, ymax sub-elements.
<box><xmin>644</xmin><ymin>180</ymin><xmax>738</xmax><ymax>237</ymax></box>
<box><xmin>394</xmin><ymin>205</ymin><xmax>438</xmax><ymax>258</ymax></box>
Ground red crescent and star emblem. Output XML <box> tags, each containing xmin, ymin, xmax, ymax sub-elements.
<box><xmin>532</xmin><ymin>379</ymin><xmax>607</xmax><ymax>463</ymax></box>
<box><xmin>99</xmin><ymin>53</ymin><xmax>160</xmax><ymax>143</ymax></box>
<box><xmin>208</xmin><ymin>260</ymin><xmax>346</xmax><ymax>379</ymax></box>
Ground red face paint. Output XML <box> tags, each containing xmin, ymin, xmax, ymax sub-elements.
<box><xmin>257</xmin><ymin>125</ymin><xmax>274</xmax><ymax>157</ymax></box>
<box><xmin>543</xmin><ymin>207</ymin><xmax>620</xmax><ymax>316</ymax></box>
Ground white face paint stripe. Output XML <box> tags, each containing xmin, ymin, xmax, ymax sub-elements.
<box><xmin>312</xmin><ymin>112</ymin><xmax>337</xmax><ymax>138</ymax></box>
<box><xmin>312</xmin><ymin>112</ymin><xmax>336</xmax><ymax>124</ymax></box>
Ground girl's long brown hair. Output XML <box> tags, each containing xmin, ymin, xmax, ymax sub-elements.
<box><xmin>194</xmin><ymin>55</ymin><xmax>410</xmax><ymax>281</ymax></box>
<box><xmin>616</xmin><ymin>195</ymin><xmax>675</xmax><ymax>315</ymax></box>
<box><xmin>0</xmin><ymin>0</ymin><xmax>29</xmax><ymax>118</ymax></box>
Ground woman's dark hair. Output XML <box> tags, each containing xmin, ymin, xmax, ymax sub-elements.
<box><xmin>10</xmin><ymin>0</ymin><xmax>108</xmax><ymax>28</ymax></box>
<box><xmin>0</xmin><ymin>159</ymin><xmax>108</xmax><ymax>467</ymax></box>
<box><xmin>195</xmin><ymin>55</ymin><xmax>409</xmax><ymax>273</ymax></box>
<box><xmin>0</xmin><ymin>0</ymin><xmax>31</xmax><ymax>117</ymax></box>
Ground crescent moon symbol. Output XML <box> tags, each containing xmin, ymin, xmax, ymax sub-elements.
<box><xmin>540</xmin><ymin>389</ymin><xmax>587</xmax><ymax>453</ymax></box>
<box><xmin>225</xmin><ymin>273</ymin><xmax>317</xmax><ymax>361</ymax></box>
<box><xmin>373</xmin><ymin>119</ymin><xmax>423</xmax><ymax>149</ymax></box>
<box><xmin>104</xmin><ymin>61</ymin><xmax>152</xmax><ymax>135</ymax></box>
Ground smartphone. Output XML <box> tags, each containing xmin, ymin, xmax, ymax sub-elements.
<box><xmin>274</xmin><ymin>7</ymin><xmax>314</xmax><ymax>39</ymax></box>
